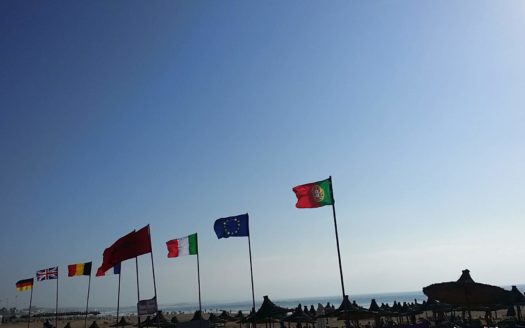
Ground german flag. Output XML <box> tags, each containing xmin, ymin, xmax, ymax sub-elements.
<box><xmin>16</xmin><ymin>278</ymin><xmax>34</xmax><ymax>291</ymax></box>
<box><xmin>68</xmin><ymin>262</ymin><xmax>92</xmax><ymax>277</ymax></box>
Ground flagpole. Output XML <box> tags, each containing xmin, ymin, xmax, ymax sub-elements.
<box><xmin>329</xmin><ymin>176</ymin><xmax>346</xmax><ymax>301</ymax></box>
<box><xmin>55</xmin><ymin>270</ymin><xmax>59</xmax><ymax>328</ymax></box>
<box><xmin>84</xmin><ymin>272</ymin><xmax>92</xmax><ymax>328</ymax></box>
<box><xmin>196</xmin><ymin>251</ymin><xmax>202</xmax><ymax>312</ymax></box>
<box><xmin>136</xmin><ymin>257</ymin><xmax>141</xmax><ymax>328</ymax></box>
<box><xmin>147</xmin><ymin>225</ymin><xmax>161</xmax><ymax>328</ymax></box>
<box><xmin>27</xmin><ymin>286</ymin><xmax>33</xmax><ymax>328</ymax></box>
<box><xmin>247</xmin><ymin>233</ymin><xmax>255</xmax><ymax>313</ymax></box>
<box><xmin>116</xmin><ymin>267</ymin><xmax>121</xmax><ymax>325</ymax></box>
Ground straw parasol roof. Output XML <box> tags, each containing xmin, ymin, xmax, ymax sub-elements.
<box><xmin>208</xmin><ymin>313</ymin><xmax>227</xmax><ymax>324</ymax></box>
<box><xmin>283</xmin><ymin>305</ymin><xmax>315</xmax><ymax>323</ymax></box>
<box><xmin>110</xmin><ymin>317</ymin><xmax>133</xmax><ymax>327</ymax></box>
<box><xmin>217</xmin><ymin>311</ymin><xmax>235</xmax><ymax>322</ymax></box>
<box><xmin>137</xmin><ymin>316</ymin><xmax>153</xmax><ymax>328</ymax></box>
<box><xmin>243</xmin><ymin>296</ymin><xmax>290</xmax><ymax>323</ymax></box>
<box><xmin>423</xmin><ymin>269</ymin><xmax>512</xmax><ymax>307</ymax></box>
<box><xmin>89</xmin><ymin>321</ymin><xmax>100</xmax><ymax>328</ymax></box>
<box><xmin>191</xmin><ymin>310</ymin><xmax>205</xmax><ymax>322</ymax></box>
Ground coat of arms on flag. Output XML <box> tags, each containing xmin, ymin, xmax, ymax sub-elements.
<box><xmin>36</xmin><ymin>266</ymin><xmax>58</xmax><ymax>281</ymax></box>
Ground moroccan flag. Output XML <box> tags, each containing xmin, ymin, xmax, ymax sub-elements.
<box><xmin>214</xmin><ymin>214</ymin><xmax>249</xmax><ymax>239</ymax></box>
<box><xmin>166</xmin><ymin>233</ymin><xmax>198</xmax><ymax>258</ymax></box>
<box><xmin>292</xmin><ymin>178</ymin><xmax>334</xmax><ymax>208</ymax></box>
<box><xmin>96</xmin><ymin>226</ymin><xmax>152</xmax><ymax>276</ymax></box>
<box><xmin>68</xmin><ymin>262</ymin><xmax>92</xmax><ymax>277</ymax></box>
<box><xmin>16</xmin><ymin>278</ymin><xmax>34</xmax><ymax>291</ymax></box>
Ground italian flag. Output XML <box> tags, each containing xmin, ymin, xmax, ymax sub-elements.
<box><xmin>166</xmin><ymin>233</ymin><xmax>198</xmax><ymax>258</ymax></box>
<box><xmin>293</xmin><ymin>178</ymin><xmax>334</xmax><ymax>208</ymax></box>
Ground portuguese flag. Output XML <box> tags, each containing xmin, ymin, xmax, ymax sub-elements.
<box><xmin>68</xmin><ymin>262</ymin><xmax>92</xmax><ymax>277</ymax></box>
<box><xmin>293</xmin><ymin>178</ymin><xmax>334</xmax><ymax>208</ymax></box>
<box><xmin>16</xmin><ymin>278</ymin><xmax>34</xmax><ymax>291</ymax></box>
<box><xmin>166</xmin><ymin>233</ymin><xmax>198</xmax><ymax>258</ymax></box>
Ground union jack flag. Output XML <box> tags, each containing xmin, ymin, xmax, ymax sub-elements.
<box><xmin>36</xmin><ymin>266</ymin><xmax>58</xmax><ymax>281</ymax></box>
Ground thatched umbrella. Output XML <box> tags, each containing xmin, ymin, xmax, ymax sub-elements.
<box><xmin>151</xmin><ymin>311</ymin><xmax>174</xmax><ymax>327</ymax></box>
<box><xmin>191</xmin><ymin>311</ymin><xmax>205</xmax><ymax>322</ymax></box>
<box><xmin>282</xmin><ymin>305</ymin><xmax>315</xmax><ymax>327</ymax></box>
<box><xmin>110</xmin><ymin>317</ymin><xmax>132</xmax><ymax>327</ymax></box>
<box><xmin>507</xmin><ymin>285</ymin><xmax>525</xmax><ymax>321</ymax></box>
<box><xmin>217</xmin><ymin>311</ymin><xmax>235</xmax><ymax>322</ymax></box>
<box><xmin>137</xmin><ymin>316</ymin><xmax>153</xmax><ymax>328</ymax></box>
<box><xmin>321</xmin><ymin>296</ymin><xmax>375</xmax><ymax>323</ymax></box>
<box><xmin>208</xmin><ymin>313</ymin><xmax>227</xmax><ymax>325</ymax></box>
<box><xmin>243</xmin><ymin>296</ymin><xmax>290</xmax><ymax>327</ymax></box>
<box><xmin>423</xmin><ymin>270</ymin><xmax>512</xmax><ymax>308</ymax></box>
<box><xmin>88</xmin><ymin>321</ymin><xmax>100</xmax><ymax>328</ymax></box>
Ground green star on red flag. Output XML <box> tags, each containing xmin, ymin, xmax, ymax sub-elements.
<box><xmin>292</xmin><ymin>178</ymin><xmax>334</xmax><ymax>208</ymax></box>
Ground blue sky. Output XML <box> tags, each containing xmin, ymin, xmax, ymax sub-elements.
<box><xmin>1</xmin><ymin>1</ymin><xmax>524</xmax><ymax>310</ymax></box>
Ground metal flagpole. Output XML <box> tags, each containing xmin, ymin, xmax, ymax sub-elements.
<box><xmin>328</xmin><ymin>176</ymin><xmax>346</xmax><ymax>301</ymax></box>
<box><xmin>147</xmin><ymin>225</ymin><xmax>161</xmax><ymax>328</ymax></box>
<box><xmin>247</xmin><ymin>231</ymin><xmax>256</xmax><ymax>328</ymax></box>
<box><xmin>136</xmin><ymin>257</ymin><xmax>141</xmax><ymax>328</ymax></box>
<box><xmin>247</xmin><ymin>233</ymin><xmax>255</xmax><ymax>313</ymax></box>
<box><xmin>55</xmin><ymin>271</ymin><xmax>59</xmax><ymax>328</ymax></box>
<box><xmin>84</xmin><ymin>271</ymin><xmax>92</xmax><ymax>328</ymax></box>
<box><xmin>116</xmin><ymin>267</ymin><xmax>121</xmax><ymax>325</ymax></box>
<box><xmin>196</xmin><ymin>247</ymin><xmax>202</xmax><ymax>312</ymax></box>
<box><xmin>27</xmin><ymin>285</ymin><xmax>34</xmax><ymax>328</ymax></box>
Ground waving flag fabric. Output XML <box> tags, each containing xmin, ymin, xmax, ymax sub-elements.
<box><xmin>68</xmin><ymin>262</ymin><xmax>92</xmax><ymax>277</ymax></box>
<box><xmin>37</xmin><ymin>267</ymin><xmax>58</xmax><ymax>281</ymax></box>
<box><xmin>16</xmin><ymin>278</ymin><xmax>34</xmax><ymax>291</ymax></box>
<box><xmin>96</xmin><ymin>226</ymin><xmax>151</xmax><ymax>276</ymax></box>
<box><xmin>166</xmin><ymin>233</ymin><xmax>198</xmax><ymax>258</ymax></box>
<box><xmin>214</xmin><ymin>214</ymin><xmax>249</xmax><ymax>239</ymax></box>
<box><xmin>292</xmin><ymin>178</ymin><xmax>334</xmax><ymax>208</ymax></box>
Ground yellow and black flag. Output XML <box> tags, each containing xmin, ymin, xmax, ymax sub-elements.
<box><xmin>68</xmin><ymin>262</ymin><xmax>92</xmax><ymax>277</ymax></box>
<box><xmin>16</xmin><ymin>278</ymin><xmax>34</xmax><ymax>291</ymax></box>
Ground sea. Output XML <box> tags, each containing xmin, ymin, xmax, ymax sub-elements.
<box><xmin>92</xmin><ymin>291</ymin><xmax>426</xmax><ymax>316</ymax></box>
<box><xmin>49</xmin><ymin>284</ymin><xmax>525</xmax><ymax>316</ymax></box>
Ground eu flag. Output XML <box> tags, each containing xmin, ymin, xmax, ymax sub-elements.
<box><xmin>214</xmin><ymin>213</ymin><xmax>249</xmax><ymax>239</ymax></box>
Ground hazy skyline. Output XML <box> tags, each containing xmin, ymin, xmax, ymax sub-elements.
<box><xmin>1</xmin><ymin>1</ymin><xmax>524</xmax><ymax>310</ymax></box>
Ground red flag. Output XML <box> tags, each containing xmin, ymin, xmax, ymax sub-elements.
<box><xmin>96</xmin><ymin>226</ymin><xmax>152</xmax><ymax>276</ymax></box>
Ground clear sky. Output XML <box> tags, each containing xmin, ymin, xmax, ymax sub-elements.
<box><xmin>1</xmin><ymin>1</ymin><xmax>524</xmax><ymax>310</ymax></box>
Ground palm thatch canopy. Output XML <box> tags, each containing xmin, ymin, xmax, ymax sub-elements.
<box><xmin>191</xmin><ymin>311</ymin><xmax>204</xmax><ymax>321</ymax></box>
<box><xmin>110</xmin><ymin>317</ymin><xmax>132</xmax><ymax>327</ymax></box>
<box><xmin>508</xmin><ymin>286</ymin><xmax>525</xmax><ymax>305</ymax></box>
<box><xmin>243</xmin><ymin>296</ymin><xmax>290</xmax><ymax>323</ymax></box>
<box><xmin>217</xmin><ymin>311</ymin><xmax>235</xmax><ymax>322</ymax></box>
<box><xmin>423</xmin><ymin>269</ymin><xmax>512</xmax><ymax>307</ymax></box>
<box><xmin>283</xmin><ymin>305</ymin><xmax>315</xmax><ymax>323</ymax></box>
<box><xmin>89</xmin><ymin>321</ymin><xmax>100</xmax><ymax>328</ymax></box>
<box><xmin>233</xmin><ymin>311</ymin><xmax>245</xmax><ymax>322</ymax></box>
<box><xmin>208</xmin><ymin>314</ymin><xmax>226</xmax><ymax>324</ymax></box>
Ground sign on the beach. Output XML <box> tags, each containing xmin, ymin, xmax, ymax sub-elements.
<box><xmin>137</xmin><ymin>297</ymin><xmax>157</xmax><ymax>315</ymax></box>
